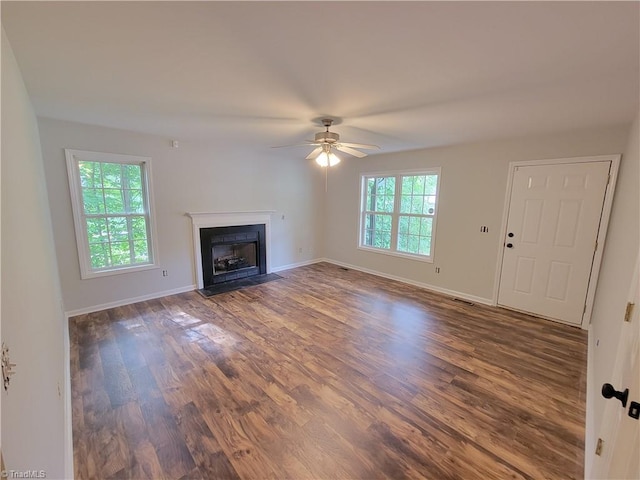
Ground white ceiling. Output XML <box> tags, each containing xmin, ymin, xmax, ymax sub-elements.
<box><xmin>3</xmin><ymin>1</ymin><xmax>639</xmax><ymax>156</ymax></box>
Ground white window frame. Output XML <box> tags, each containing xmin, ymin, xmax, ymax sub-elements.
<box><xmin>65</xmin><ymin>149</ymin><xmax>160</xmax><ymax>279</ymax></box>
<box><xmin>358</xmin><ymin>168</ymin><xmax>441</xmax><ymax>263</ymax></box>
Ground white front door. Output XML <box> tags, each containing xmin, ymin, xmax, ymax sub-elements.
<box><xmin>589</xmin><ymin>258</ymin><xmax>640</xmax><ymax>479</ymax></box>
<box><xmin>498</xmin><ymin>161</ymin><xmax>610</xmax><ymax>325</ymax></box>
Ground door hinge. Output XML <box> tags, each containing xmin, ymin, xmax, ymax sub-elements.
<box><xmin>595</xmin><ymin>239</ymin><xmax>598</xmax><ymax>251</ymax></box>
<box><xmin>584</xmin><ymin>303</ymin><xmax>587</xmax><ymax>314</ymax></box>
<box><xmin>595</xmin><ymin>438</ymin><xmax>604</xmax><ymax>456</ymax></box>
<box><xmin>624</xmin><ymin>302</ymin><xmax>635</xmax><ymax>322</ymax></box>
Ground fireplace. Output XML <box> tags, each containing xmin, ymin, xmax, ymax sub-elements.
<box><xmin>188</xmin><ymin>211</ymin><xmax>273</xmax><ymax>291</ymax></box>
<box><xmin>199</xmin><ymin>224</ymin><xmax>267</xmax><ymax>288</ymax></box>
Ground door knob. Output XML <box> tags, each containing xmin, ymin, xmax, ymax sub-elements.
<box><xmin>507</xmin><ymin>232</ymin><xmax>514</xmax><ymax>238</ymax></box>
<box><xmin>506</xmin><ymin>243</ymin><xmax>513</xmax><ymax>248</ymax></box>
<box><xmin>601</xmin><ymin>383</ymin><xmax>629</xmax><ymax>408</ymax></box>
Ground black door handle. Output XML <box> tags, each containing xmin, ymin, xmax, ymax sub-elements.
<box><xmin>602</xmin><ymin>383</ymin><xmax>629</xmax><ymax>408</ymax></box>
<box><xmin>508</xmin><ymin>232</ymin><xmax>514</xmax><ymax>238</ymax></box>
<box><xmin>506</xmin><ymin>243</ymin><xmax>513</xmax><ymax>248</ymax></box>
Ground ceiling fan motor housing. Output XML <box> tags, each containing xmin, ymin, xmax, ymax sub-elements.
<box><xmin>315</xmin><ymin>131</ymin><xmax>340</xmax><ymax>143</ymax></box>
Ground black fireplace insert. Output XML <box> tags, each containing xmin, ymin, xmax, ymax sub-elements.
<box><xmin>199</xmin><ymin>224</ymin><xmax>266</xmax><ymax>288</ymax></box>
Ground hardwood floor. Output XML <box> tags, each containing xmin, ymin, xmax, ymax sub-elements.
<box><xmin>70</xmin><ymin>262</ymin><xmax>588</xmax><ymax>479</ymax></box>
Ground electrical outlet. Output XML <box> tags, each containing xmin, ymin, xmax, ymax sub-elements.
<box><xmin>162</xmin><ymin>270</ymin><xmax>168</xmax><ymax>277</ymax></box>
<box><xmin>435</xmin><ymin>267</ymin><xmax>440</xmax><ymax>274</ymax></box>
<box><xmin>480</xmin><ymin>226</ymin><xmax>489</xmax><ymax>233</ymax></box>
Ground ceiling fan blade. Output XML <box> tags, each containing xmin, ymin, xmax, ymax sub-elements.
<box><xmin>305</xmin><ymin>146</ymin><xmax>323</xmax><ymax>160</ymax></box>
<box><xmin>336</xmin><ymin>145</ymin><xmax>368</xmax><ymax>158</ymax></box>
<box><xmin>271</xmin><ymin>141</ymin><xmax>319</xmax><ymax>148</ymax></box>
<box><xmin>338</xmin><ymin>141</ymin><xmax>380</xmax><ymax>150</ymax></box>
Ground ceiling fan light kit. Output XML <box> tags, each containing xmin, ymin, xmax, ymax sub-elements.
<box><xmin>273</xmin><ymin>118</ymin><xmax>379</xmax><ymax>167</ymax></box>
<box><xmin>315</xmin><ymin>150</ymin><xmax>341</xmax><ymax>167</ymax></box>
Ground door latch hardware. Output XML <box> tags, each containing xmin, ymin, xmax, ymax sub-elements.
<box><xmin>601</xmin><ymin>383</ymin><xmax>629</xmax><ymax>408</ymax></box>
<box><xmin>629</xmin><ymin>401</ymin><xmax>640</xmax><ymax>420</ymax></box>
<box><xmin>624</xmin><ymin>302</ymin><xmax>635</xmax><ymax>322</ymax></box>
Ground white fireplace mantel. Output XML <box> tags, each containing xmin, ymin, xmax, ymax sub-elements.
<box><xmin>188</xmin><ymin>211</ymin><xmax>274</xmax><ymax>289</ymax></box>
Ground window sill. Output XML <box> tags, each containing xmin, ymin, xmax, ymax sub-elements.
<box><xmin>357</xmin><ymin>245</ymin><xmax>434</xmax><ymax>263</ymax></box>
<box><xmin>80</xmin><ymin>262</ymin><xmax>159</xmax><ymax>280</ymax></box>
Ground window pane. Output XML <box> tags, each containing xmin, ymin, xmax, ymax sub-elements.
<box><xmin>78</xmin><ymin>161</ymin><xmax>102</xmax><ymax>188</ymax></box>
<box><xmin>86</xmin><ymin>218</ymin><xmax>108</xmax><ymax>244</ymax></box>
<box><xmin>409</xmin><ymin>216</ymin><xmax>421</xmax><ymax>234</ymax></box>
<box><xmin>123</xmin><ymin>164</ymin><xmax>142</xmax><ymax>190</ymax></box>
<box><xmin>411</xmin><ymin>196</ymin><xmax>424</xmax><ymax>214</ymax></box>
<box><xmin>107</xmin><ymin>217</ymin><xmax>129</xmax><ymax>242</ymax></box>
<box><xmin>82</xmin><ymin>188</ymin><xmax>105</xmax><ymax>214</ymax></box>
<box><xmin>399</xmin><ymin>216</ymin><xmax>409</xmax><ymax>234</ymax></box>
<box><xmin>412</xmin><ymin>175</ymin><xmax>425</xmax><ymax>195</ymax></box>
<box><xmin>401</xmin><ymin>176</ymin><xmax>413</xmax><ymax>195</ymax></box>
<box><xmin>419</xmin><ymin>237</ymin><xmax>431</xmax><ymax>255</ymax></box>
<box><xmin>104</xmin><ymin>188</ymin><xmax>124</xmax><ymax>213</ymax></box>
<box><xmin>127</xmin><ymin>190</ymin><xmax>144</xmax><ymax>213</ymax></box>
<box><xmin>133</xmin><ymin>240</ymin><xmax>149</xmax><ymax>263</ymax></box>
<box><xmin>400</xmin><ymin>195</ymin><xmax>412</xmax><ymax>214</ymax></box>
<box><xmin>110</xmin><ymin>242</ymin><xmax>132</xmax><ymax>265</ymax></box>
<box><xmin>102</xmin><ymin>162</ymin><xmax>122</xmax><ymax>188</ymax></box>
<box><xmin>89</xmin><ymin>243</ymin><xmax>109</xmax><ymax>269</ymax></box>
<box><xmin>374</xmin><ymin>231</ymin><xmax>391</xmax><ymax>249</ymax></box>
<box><xmin>408</xmin><ymin>234</ymin><xmax>420</xmax><ymax>253</ymax></box>
<box><xmin>397</xmin><ymin>215</ymin><xmax>433</xmax><ymax>256</ymax></box>
<box><xmin>398</xmin><ymin>233</ymin><xmax>409</xmax><ymax>251</ymax></box>
<box><xmin>366</xmin><ymin>176</ymin><xmax>395</xmax><ymax>213</ymax></box>
<box><xmin>363</xmin><ymin>213</ymin><xmax>392</xmax><ymax>250</ymax></box>
<box><xmin>421</xmin><ymin>217</ymin><xmax>432</xmax><ymax>237</ymax></box>
<box><xmin>425</xmin><ymin>175</ymin><xmax>438</xmax><ymax>195</ymax></box>
<box><xmin>131</xmin><ymin>217</ymin><xmax>148</xmax><ymax>242</ymax></box>
<box><xmin>376</xmin><ymin>177</ymin><xmax>395</xmax><ymax>196</ymax></box>
<box><xmin>367</xmin><ymin>178</ymin><xmax>375</xmax><ymax>198</ymax></box>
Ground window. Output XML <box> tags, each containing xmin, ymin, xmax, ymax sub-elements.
<box><xmin>65</xmin><ymin>149</ymin><xmax>158</xmax><ymax>279</ymax></box>
<box><xmin>360</xmin><ymin>170</ymin><xmax>440</xmax><ymax>261</ymax></box>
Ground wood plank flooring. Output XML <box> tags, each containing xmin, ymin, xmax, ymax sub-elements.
<box><xmin>70</xmin><ymin>262</ymin><xmax>588</xmax><ymax>479</ymax></box>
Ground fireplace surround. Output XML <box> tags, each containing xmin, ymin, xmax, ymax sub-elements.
<box><xmin>188</xmin><ymin>211</ymin><xmax>273</xmax><ymax>290</ymax></box>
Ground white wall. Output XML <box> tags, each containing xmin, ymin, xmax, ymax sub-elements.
<box><xmin>37</xmin><ymin>118</ymin><xmax>325</xmax><ymax>314</ymax></box>
<box><xmin>324</xmin><ymin>126</ymin><xmax>631</xmax><ymax>301</ymax></box>
<box><xmin>1</xmin><ymin>29</ymin><xmax>67</xmax><ymax>477</ymax></box>
<box><xmin>585</xmin><ymin>114</ymin><xmax>639</xmax><ymax>472</ymax></box>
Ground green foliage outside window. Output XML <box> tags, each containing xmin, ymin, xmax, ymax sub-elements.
<box><xmin>79</xmin><ymin>161</ymin><xmax>150</xmax><ymax>269</ymax></box>
<box><xmin>362</xmin><ymin>172</ymin><xmax>439</xmax><ymax>258</ymax></box>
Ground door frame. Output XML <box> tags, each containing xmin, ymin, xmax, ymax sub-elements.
<box><xmin>492</xmin><ymin>154</ymin><xmax>621</xmax><ymax>329</ymax></box>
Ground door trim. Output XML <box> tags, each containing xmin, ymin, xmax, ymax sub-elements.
<box><xmin>492</xmin><ymin>154</ymin><xmax>620</xmax><ymax>329</ymax></box>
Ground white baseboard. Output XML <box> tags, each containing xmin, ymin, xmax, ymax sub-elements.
<box><xmin>64</xmin><ymin>284</ymin><xmax>196</xmax><ymax>318</ymax></box>
<box><xmin>321</xmin><ymin>258</ymin><xmax>494</xmax><ymax>306</ymax></box>
<box><xmin>271</xmin><ymin>258</ymin><xmax>324</xmax><ymax>273</ymax></box>
<box><xmin>65</xmin><ymin>256</ymin><xmax>492</xmax><ymax>316</ymax></box>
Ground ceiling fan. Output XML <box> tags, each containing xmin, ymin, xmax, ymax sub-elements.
<box><xmin>273</xmin><ymin>118</ymin><xmax>380</xmax><ymax>167</ymax></box>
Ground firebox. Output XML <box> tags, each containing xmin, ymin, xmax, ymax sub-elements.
<box><xmin>199</xmin><ymin>224</ymin><xmax>267</xmax><ymax>288</ymax></box>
